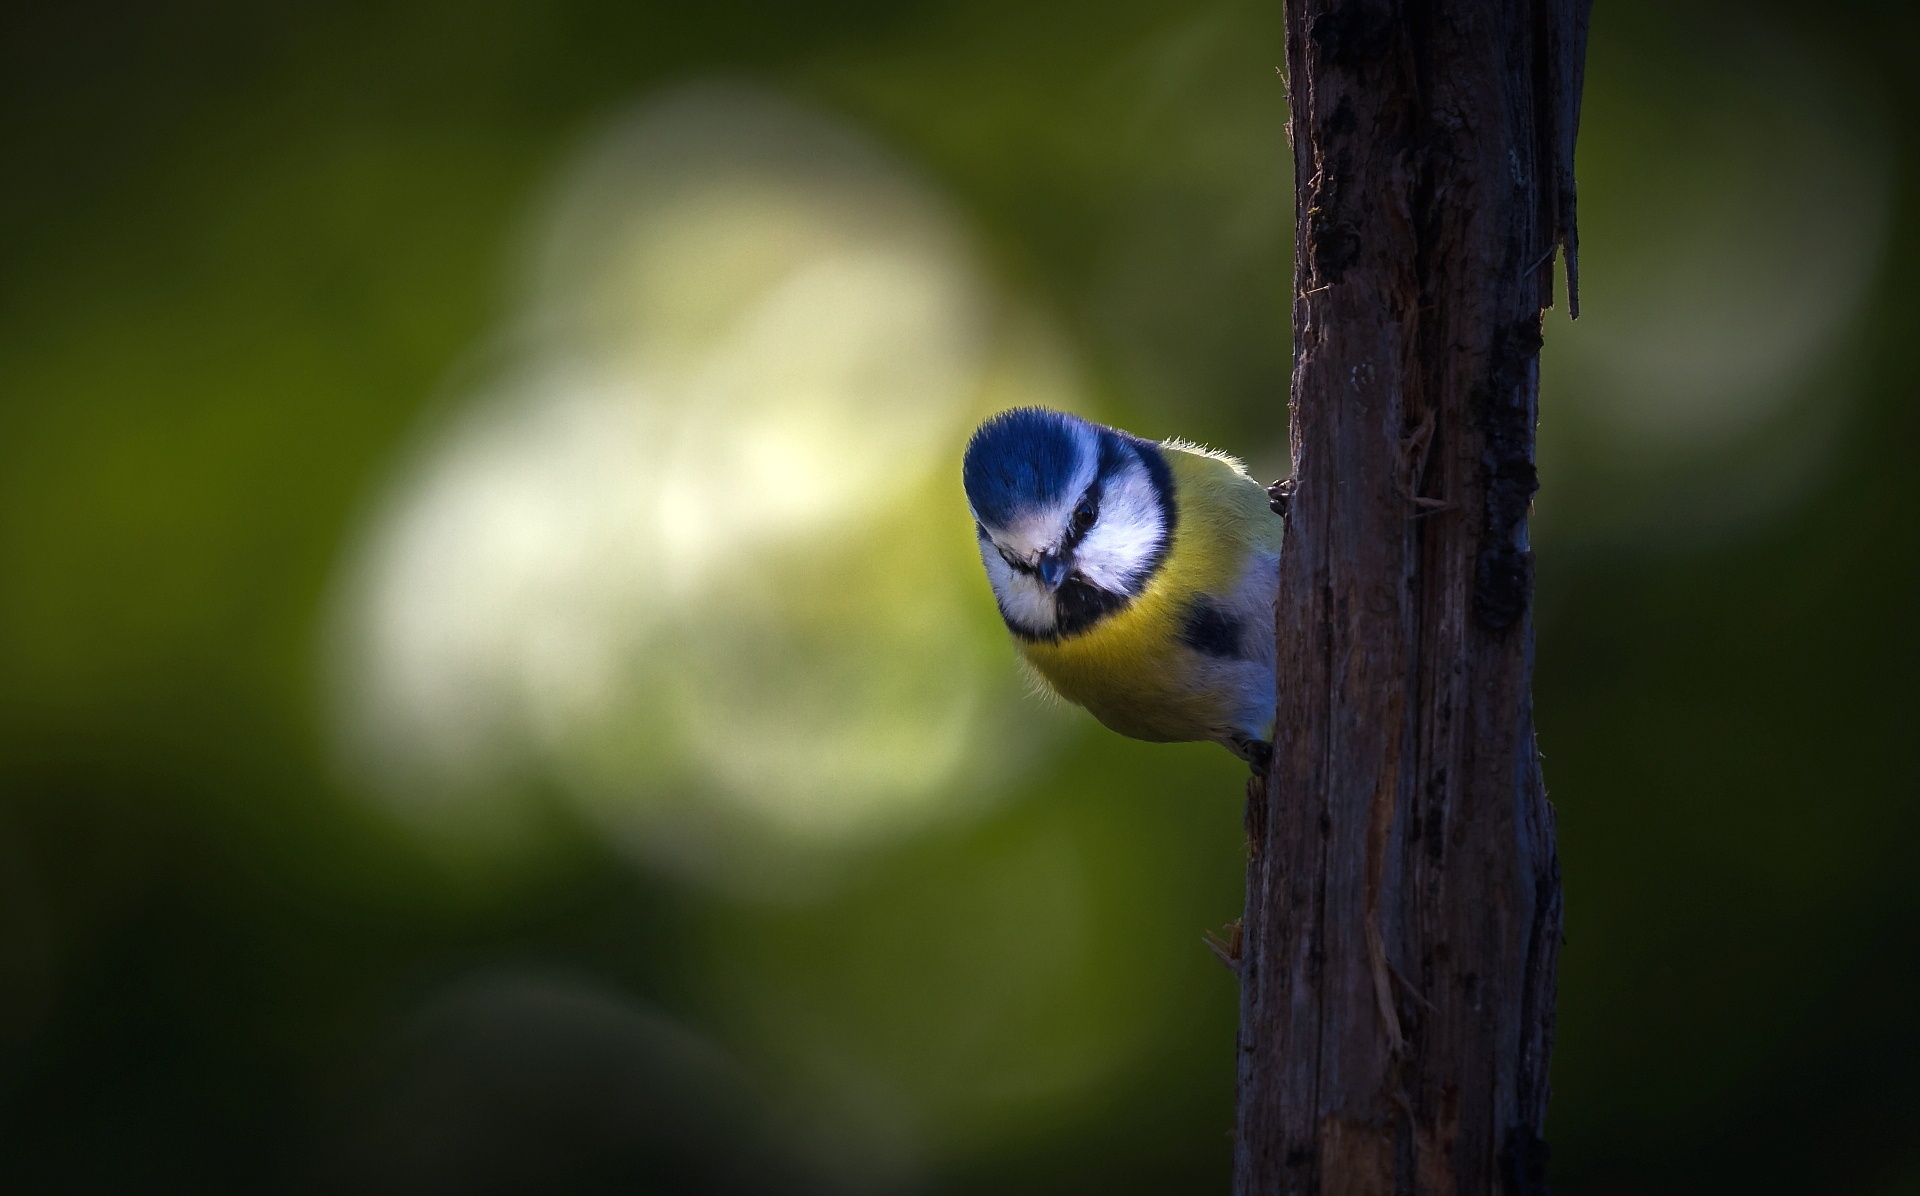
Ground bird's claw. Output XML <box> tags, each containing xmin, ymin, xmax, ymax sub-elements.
<box><xmin>1267</xmin><ymin>478</ymin><xmax>1295</xmax><ymax>517</ymax></box>
<box><xmin>1231</xmin><ymin>736</ymin><xmax>1274</xmax><ymax>778</ymax></box>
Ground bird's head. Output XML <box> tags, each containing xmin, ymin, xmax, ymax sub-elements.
<box><xmin>962</xmin><ymin>407</ymin><xmax>1175</xmax><ymax>640</ymax></box>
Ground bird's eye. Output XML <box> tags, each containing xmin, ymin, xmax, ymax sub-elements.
<box><xmin>1070</xmin><ymin>498</ymin><xmax>1097</xmax><ymax>536</ymax></box>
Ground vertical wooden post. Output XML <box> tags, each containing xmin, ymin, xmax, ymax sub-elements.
<box><xmin>1234</xmin><ymin>2</ymin><xmax>1589</xmax><ymax>1193</ymax></box>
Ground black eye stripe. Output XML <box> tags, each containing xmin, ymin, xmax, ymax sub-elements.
<box><xmin>1063</xmin><ymin>480</ymin><xmax>1103</xmax><ymax>550</ymax></box>
<box><xmin>997</xmin><ymin>544</ymin><xmax>1038</xmax><ymax>577</ymax></box>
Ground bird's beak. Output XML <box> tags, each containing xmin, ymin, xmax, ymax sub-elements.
<box><xmin>1037</xmin><ymin>550</ymin><xmax>1069</xmax><ymax>592</ymax></box>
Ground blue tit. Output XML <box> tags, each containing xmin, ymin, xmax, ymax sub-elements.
<box><xmin>962</xmin><ymin>407</ymin><xmax>1283</xmax><ymax>766</ymax></box>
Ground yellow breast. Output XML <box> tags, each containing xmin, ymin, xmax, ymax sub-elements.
<box><xmin>1019</xmin><ymin>442</ymin><xmax>1281</xmax><ymax>744</ymax></box>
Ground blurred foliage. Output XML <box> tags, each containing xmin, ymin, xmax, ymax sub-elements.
<box><xmin>1</xmin><ymin>0</ymin><xmax>1917</xmax><ymax>1193</ymax></box>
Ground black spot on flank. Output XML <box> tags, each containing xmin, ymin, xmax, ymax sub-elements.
<box><xmin>1181</xmin><ymin>599</ymin><xmax>1244</xmax><ymax>659</ymax></box>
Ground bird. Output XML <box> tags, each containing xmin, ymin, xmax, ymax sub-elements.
<box><xmin>962</xmin><ymin>407</ymin><xmax>1283</xmax><ymax>768</ymax></box>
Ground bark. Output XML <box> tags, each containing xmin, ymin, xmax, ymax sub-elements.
<box><xmin>1234</xmin><ymin>3</ymin><xmax>1589</xmax><ymax>1194</ymax></box>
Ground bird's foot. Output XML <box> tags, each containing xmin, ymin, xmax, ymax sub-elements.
<box><xmin>1230</xmin><ymin>736</ymin><xmax>1273</xmax><ymax>778</ymax></box>
<box><xmin>1267</xmin><ymin>478</ymin><xmax>1295</xmax><ymax>517</ymax></box>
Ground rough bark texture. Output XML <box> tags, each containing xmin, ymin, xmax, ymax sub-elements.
<box><xmin>1234</xmin><ymin>3</ymin><xmax>1589</xmax><ymax>1194</ymax></box>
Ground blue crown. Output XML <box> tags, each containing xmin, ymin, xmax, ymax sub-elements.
<box><xmin>962</xmin><ymin>407</ymin><xmax>1090</xmax><ymax>529</ymax></box>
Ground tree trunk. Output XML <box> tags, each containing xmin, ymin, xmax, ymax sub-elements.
<box><xmin>1234</xmin><ymin>3</ymin><xmax>1589</xmax><ymax>1193</ymax></box>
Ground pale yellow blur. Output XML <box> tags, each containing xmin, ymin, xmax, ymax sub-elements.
<box><xmin>326</xmin><ymin>83</ymin><xmax>1082</xmax><ymax>895</ymax></box>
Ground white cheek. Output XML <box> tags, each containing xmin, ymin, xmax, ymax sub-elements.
<box><xmin>1073</xmin><ymin>464</ymin><xmax>1164</xmax><ymax>592</ymax></box>
<box><xmin>980</xmin><ymin>541</ymin><xmax>1056</xmax><ymax>633</ymax></box>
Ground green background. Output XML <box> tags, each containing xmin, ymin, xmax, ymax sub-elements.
<box><xmin>2</xmin><ymin>0</ymin><xmax>1916</xmax><ymax>1191</ymax></box>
